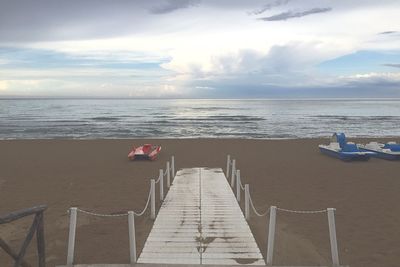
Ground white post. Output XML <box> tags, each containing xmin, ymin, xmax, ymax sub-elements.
<box><xmin>171</xmin><ymin>156</ymin><xmax>175</xmax><ymax>179</ymax></box>
<box><xmin>159</xmin><ymin>169</ymin><xmax>164</xmax><ymax>201</ymax></box>
<box><xmin>244</xmin><ymin>184</ymin><xmax>250</xmax><ymax>220</ymax></box>
<box><xmin>67</xmin><ymin>207</ymin><xmax>77</xmax><ymax>266</ymax></box>
<box><xmin>327</xmin><ymin>208</ymin><xmax>340</xmax><ymax>267</ymax></box>
<box><xmin>166</xmin><ymin>161</ymin><xmax>171</xmax><ymax>188</ymax></box>
<box><xmin>266</xmin><ymin>206</ymin><xmax>277</xmax><ymax>266</ymax></box>
<box><xmin>230</xmin><ymin>159</ymin><xmax>236</xmax><ymax>187</ymax></box>
<box><xmin>151</xmin><ymin>179</ymin><xmax>156</xmax><ymax>219</ymax></box>
<box><xmin>226</xmin><ymin>154</ymin><xmax>231</xmax><ymax>177</ymax></box>
<box><xmin>236</xmin><ymin>170</ymin><xmax>241</xmax><ymax>202</ymax></box>
<box><xmin>128</xmin><ymin>211</ymin><xmax>137</xmax><ymax>263</ymax></box>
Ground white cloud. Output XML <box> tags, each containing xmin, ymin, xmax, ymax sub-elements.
<box><xmin>161</xmin><ymin>41</ymin><xmax>349</xmax><ymax>88</ymax></box>
<box><xmin>0</xmin><ymin>80</ymin><xmax>42</xmax><ymax>94</ymax></box>
<box><xmin>195</xmin><ymin>86</ymin><xmax>215</xmax><ymax>90</ymax></box>
<box><xmin>0</xmin><ymin>80</ymin><xmax>8</xmax><ymax>91</ymax></box>
<box><xmin>149</xmin><ymin>0</ymin><xmax>201</xmax><ymax>14</ymax></box>
<box><xmin>1</xmin><ymin>0</ymin><xmax>400</xmax><ymax>97</ymax></box>
<box><xmin>340</xmin><ymin>72</ymin><xmax>400</xmax><ymax>84</ymax></box>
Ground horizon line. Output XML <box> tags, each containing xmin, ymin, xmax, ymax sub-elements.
<box><xmin>1</xmin><ymin>96</ymin><xmax>400</xmax><ymax>101</ymax></box>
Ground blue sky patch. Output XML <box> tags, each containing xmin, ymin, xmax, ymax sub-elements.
<box><xmin>318</xmin><ymin>50</ymin><xmax>400</xmax><ymax>75</ymax></box>
<box><xmin>0</xmin><ymin>47</ymin><xmax>168</xmax><ymax>70</ymax></box>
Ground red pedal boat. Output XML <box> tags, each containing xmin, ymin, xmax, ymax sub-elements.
<box><xmin>128</xmin><ymin>144</ymin><xmax>161</xmax><ymax>161</ymax></box>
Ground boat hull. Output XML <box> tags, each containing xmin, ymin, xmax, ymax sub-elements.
<box><xmin>128</xmin><ymin>144</ymin><xmax>161</xmax><ymax>161</ymax></box>
<box><xmin>359</xmin><ymin>148</ymin><xmax>400</xmax><ymax>160</ymax></box>
<box><xmin>319</xmin><ymin>147</ymin><xmax>370</xmax><ymax>161</ymax></box>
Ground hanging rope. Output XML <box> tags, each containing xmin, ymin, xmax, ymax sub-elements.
<box><xmin>235</xmin><ymin>166</ymin><xmax>328</xmax><ymax>218</ymax></box>
<box><xmin>71</xmin><ymin>180</ymin><xmax>154</xmax><ymax>217</ymax></box>
<box><xmin>249</xmin><ymin>193</ymin><xmax>269</xmax><ymax>217</ymax></box>
<box><xmin>133</xmin><ymin>186</ymin><xmax>153</xmax><ymax>216</ymax></box>
<box><xmin>276</xmin><ymin>207</ymin><xmax>328</xmax><ymax>214</ymax></box>
<box><xmin>75</xmin><ymin>208</ymin><xmax>128</xmax><ymax>217</ymax></box>
<box><xmin>239</xmin><ymin>178</ymin><xmax>245</xmax><ymax>191</ymax></box>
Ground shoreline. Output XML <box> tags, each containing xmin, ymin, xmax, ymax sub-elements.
<box><xmin>1</xmin><ymin>138</ymin><xmax>400</xmax><ymax>267</ymax></box>
<box><xmin>2</xmin><ymin>136</ymin><xmax>400</xmax><ymax>141</ymax></box>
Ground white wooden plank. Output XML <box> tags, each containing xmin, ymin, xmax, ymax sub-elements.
<box><xmin>137</xmin><ymin>258</ymin><xmax>201</xmax><ymax>264</ymax></box>
<box><xmin>139</xmin><ymin>252</ymin><xmax>200</xmax><ymax>259</ymax></box>
<box><xmin>201</xmin><ymin>252</ymin><xmax>263</xmax><ymax>259</ymax></box>
<box><xmin>202</xmin><ymin>258</ymin><xmax>266</xmax><ymax>265</ymax></box>
<box><xmin>137</xmin><ymin>167</ymin><xmax>265</xmax><ymax>265</ymax></box>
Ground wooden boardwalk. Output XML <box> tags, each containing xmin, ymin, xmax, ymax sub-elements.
<box><xmin>58</xmin><ymin>265</ymin><xmax>346</xmax><ymax>267</ymax></box>
<box><xmin>56</xmin><ymin>166</ymin><xmax>347</xmax><ymax>267</ymax></box>
<box><xmin>138</xmin><ymin>168</ymin><xmax>265</xmax><ymax>265</ymax></box>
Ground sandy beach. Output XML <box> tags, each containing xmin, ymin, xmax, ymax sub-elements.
<box><xmin>1</xmin><ymin>138</ymin><xmax>400</xmax><ymax>267</ymax></box>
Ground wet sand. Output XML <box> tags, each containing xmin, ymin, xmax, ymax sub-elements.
<box><xmin>1</xmin><ymin>138</ymin><xmax>400</xmax><ymax>267</ymax></box>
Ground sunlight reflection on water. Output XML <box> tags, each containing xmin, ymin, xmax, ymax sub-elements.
<box><xmin>1</xmin><ymin>99</ymin><xmax>400</xmax><ymax>139</ymax></box>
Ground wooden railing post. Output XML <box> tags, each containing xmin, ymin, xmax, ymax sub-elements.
<box><xmin>166</xmin><ymin>161</ymin><xmax>171</xmax><ymax>188</ymax></box>
<box><xmin>67</xmin><ymin>207</ymin><xmax>77</xmax><ymax>266</ymax></box>
<box><xmin>159</xmin><ymin>169</ymin><xmax>164</xmax><ymax>201</ymax></box>
<box><xmin>0</xmin><ymin>205</ymin><xmax>47</xmax><ymax>267</ymax></box>
<box><xmin>230</xmin><ymin>159</ymin><xmax>236</xmax><ymax>187</ymax></box>
<box><xmin>327</xmin><ymin>208</ymin><xmax>340</xmax><ymax>267</ymax></box>
<box><xmin>226</xmin><ymin>154</ymin><xmax>231</xmax><ymax>177</ymax></box>
<box><xmin>36</xmin><ymin>212</ymin><xmax>46</xmax><ymax>267</ymax></box>
<box><xmin>14</xmin><ymin>214</ymin><xmax>40</xmax><ymax>267</ymax></box>
<box><xmin>151</xmin><ymin>179</ymin><xmax>156</xmax><ymax>219</ymax></box>
<box><xmin>266</xmin><ymin>206</ymin><xmax>277</xmax><ymax>266</ymax></box>
<box><xmin>171</xmin><ymin>156</ymin><xmax>175</xmax><ymax>179</ymax></box>
<box><xmin>128</xmin><ymin>211</ymin><xmax>137</xmax><ymax>263</ymax></box>
<box><xmin>236</xmin><ymin>170</ymin><xmax>241</xmax><ymax>202</ymax></box>
<box><xmin>244</xmin><ymin>184</ymin><xmax>250</xmax><ymax>220</ymax></box>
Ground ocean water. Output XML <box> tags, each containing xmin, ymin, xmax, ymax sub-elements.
<box><xmin>0</xmin><ymin>99</ymin><xmax>400</xmax><ymax>139</ymax></box>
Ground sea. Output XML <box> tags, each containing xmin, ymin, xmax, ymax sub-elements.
<box><xmin>0</xmin><ymin>98</ymin><xmax>400</xmax><ymax>139</ymax></box>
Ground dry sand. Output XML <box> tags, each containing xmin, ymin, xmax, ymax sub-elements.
<box><xmin>1</xmin><ymin>138</ymin><xmax>400</xmax><ymax>267</ymax></box>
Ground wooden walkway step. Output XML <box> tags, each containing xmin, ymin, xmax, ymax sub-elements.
<box><xmin>58</xmin><ymin>265</ymin><xmax>347</xmax><ymax>267</ymax></box>
<box><xmin>138</xmin><ymin>168</ymin><xmax>265</xmax><ymax>265</ymax></box>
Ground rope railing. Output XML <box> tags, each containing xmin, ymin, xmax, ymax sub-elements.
<box><xmin>163</xmin><ymin>167</ymin><xmax>169</xmax><ymax>176</ymax></box>
<box><xmin>75</xmin><ymin>208</ymin><xmax>128</xmax><ymax>217</ymax></box>
<box><xmin>239</xmin><ymin>179</ymin><xmax>245</xmax><ymax>190</ymax></box>
<box><xmin>249</xmin><ymin>193</ymin><xmax>269</xmax><ymax>217</ymax></box>
<box><xmin>276</xmin><ymin>207</ymin><xmax>328</xmax><ymax>214</ymax></box>
<box><xmin>226</xmin><ymin>154</ymin><xmax>341</xmax><ymax>267</ymax></box>
<box><xmin>66</xmin><ymin>156</ymin><xmax>176</xmax><ymax>266</ymax></box>
<box><xmin>133</xmin><ymin>186</ymin><xmax>153</xmax><ymax>217</ymax></box>
<box><xmin>163</xmin><ymin>162</ymin><xmax>173</xmax><ymax>177</ymax></box>
<box><xmin>226</xmin><ymin>155</ymin><xmax>236</xmax><ymax>187</ymax></box>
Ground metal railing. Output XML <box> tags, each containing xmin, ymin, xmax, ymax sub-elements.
<box><xmin>226</xmin><ymin>155</ymin><xmax>341</xmax><ymax>267</ymax></box>
<box><xmin>65</xmin><ymin>156</ymin><xmax>175</xmax><ymax>266</ymax></box>
<box><xmin>0</xmin><ymin>205</ymin><xmax>47</xmax><ymax>267</ymax></box>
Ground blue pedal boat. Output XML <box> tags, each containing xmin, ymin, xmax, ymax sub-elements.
<box><xmin>358</xmin><ymin>141</ymin><xmax>400</xmax><ymax>160</ymax></box>
<box><xmin>319</xmin><ymin>133</ymin><xmax>374</xmax><ymax>161</ymax></box>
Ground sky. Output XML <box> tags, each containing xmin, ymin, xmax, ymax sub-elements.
<box><xmin>0</xmin><ymin>0</ymin><xmax>400</xmax><ymax>98</ymax></box>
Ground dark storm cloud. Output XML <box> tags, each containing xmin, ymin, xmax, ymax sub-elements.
<box><xmin>0</xmin><ymin>0</ymin><xmax>148</xmax><ymax>42</ymax></box>
<box><xmin>0</xmin><ymin>0</ymin><xmax>392</xmax><ymax>43</ymax></box>
<box><xmin>149</xmin><ymin>0</ymin><xmax>201</xmax><ymax>14</ymax></box>
<box><xmin>383</xmin><ymin>63</ymin><xmax>400</xmax><ymax>68</ymax></box>
<box><xmin>259</xmin><ymin>7</ymin><xmax>332</xmax><ymax>21</ymax></box>
<box><xmin>0</xmin><ymin>0</ymin><xmax>201</xmax><ymax>42</ymax></box>
<box><xmin>248</xmin><ymin>0</ymin><xmax>291</xmax><ymax>15</ymax></box>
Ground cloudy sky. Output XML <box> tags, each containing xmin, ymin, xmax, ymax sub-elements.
<box><xmin>0</xmin><ymin>0</ymin><xmax>399</xmax><ymax>98</ymax></box>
